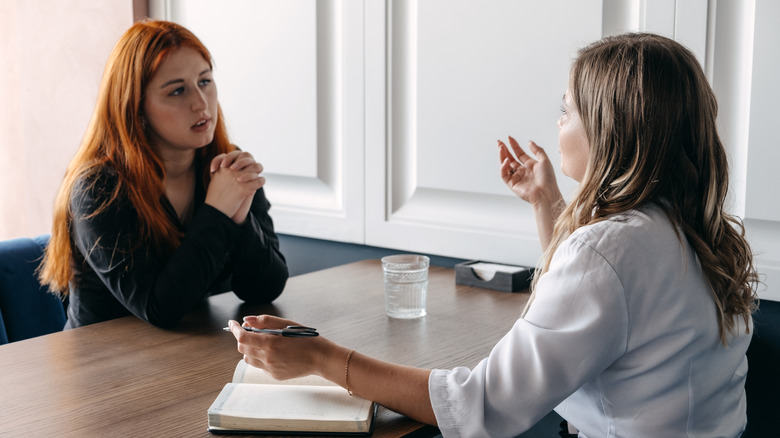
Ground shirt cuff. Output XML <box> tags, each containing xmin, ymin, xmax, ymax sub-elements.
<box><xmin>429</xmin><ymin>368</ymin><xmax>462</xmax><ymax>437</ymax></box>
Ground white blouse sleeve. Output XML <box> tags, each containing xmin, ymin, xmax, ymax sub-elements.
<box><xmin>429</xmin><ymin>236</ymin><xmax>630</xmax><ymax>438</ymax></box>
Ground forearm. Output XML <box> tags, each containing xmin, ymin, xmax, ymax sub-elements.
<box><xmin>143</xmin><ymin>205</ymin><xmax>246</xmax><ymax>321</ymax></box>
<box><xmin>532</xmin><ymin>194</ymin><xmax>564</xmax><ymax>251</ymax></box>
<box><xmin>230</xmin><ymin>194</ymin><xmax>289</xmax><ymax>301</ymax></box>
<box><xmin>230</xmin><ymin>244</ymin><xmax>288</xmax><ymax>303</ymax></box>
<box><xmin>71</xmin><ymin>170</ymin><xmax>254</xmax><ymax>328</ymax></box>
<box><xmin>235</xmin><ymin>316</ymin><xmax>437</xmax><ymax>424</ymax></box>
<box><xmin>320</xmin><ymin>344</ymin><xmax>436</xmax><ymax>425</ymax></box>
<box><xmin>79</xmin><ymin>206</ymin><xmax>240</xmax><ymax>328</ymax></box>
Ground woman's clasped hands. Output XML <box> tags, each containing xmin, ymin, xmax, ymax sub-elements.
<box><xmin>206</xmin><ymin>150</ymin><xmax>266</xmax><ymax>224</ymax></box>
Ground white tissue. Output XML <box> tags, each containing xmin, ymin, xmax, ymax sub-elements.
<box><xmin>470</xmin><ymin>262</ymin><xmax>524</xmax><ymax>281</ymax></box>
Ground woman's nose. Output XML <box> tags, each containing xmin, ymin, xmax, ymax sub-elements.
<box><xmin>191</xmin><ymin>89</ymin><xmax>208</xmax><ymax>112</ymax></box>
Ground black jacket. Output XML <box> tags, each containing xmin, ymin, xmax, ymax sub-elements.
<box><xmin>65</xmin><ymin>165</ymin><xmax>288</xmax><ymax>329</ymax></box>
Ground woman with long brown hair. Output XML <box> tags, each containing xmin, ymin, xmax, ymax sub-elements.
<box><xmin>39</xmin><ymin>20</ymin><xmax>288</xmax><ymax>329</ymax></box>
<box><xmin>226</xmin><ymin>33</ymin><xmax>759</xmax><ymax>437</ymax></box>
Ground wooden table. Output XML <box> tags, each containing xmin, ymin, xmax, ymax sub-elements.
<box><xmin>0</xmin><ymin>260</ymin><xmax>529</xmax><ymax>437</ymax></box>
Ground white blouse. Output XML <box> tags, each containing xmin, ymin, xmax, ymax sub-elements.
<box><xmin>429</xmin><ymin>204</ymin><xmax>751</xmax><ymax>438</ymax></box>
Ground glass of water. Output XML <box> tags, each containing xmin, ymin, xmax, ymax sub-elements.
<box><xmin>381</xmin><ymin>254</ymin><xmax>429</xmax><ymax>319</ymax></box>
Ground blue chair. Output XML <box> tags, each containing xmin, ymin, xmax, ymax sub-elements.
<box><xmin>743</xmin><ymin>299</ymin><xmax>780</xmax><ymax>436</ymax></box>
<box><xmin>0</xmin><ymin>235</ymin><xmax>67</xmax><ymax>344</ymax></box>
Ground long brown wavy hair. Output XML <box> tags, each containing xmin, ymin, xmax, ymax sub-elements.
<box><xmin>529</xmin><ymin>33</ymin><xmax>758</xmax><ymax>345</ymax></box>
<box><xmin>39</xmin><ymin>20</ymin><xmax>235</xmax><ymax>295</ymax></box>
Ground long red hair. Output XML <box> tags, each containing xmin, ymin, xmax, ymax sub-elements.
<box><xmin>40</xmin><ymin>20</ymin><xmax>235</xmax><ymax>295</ymax></box>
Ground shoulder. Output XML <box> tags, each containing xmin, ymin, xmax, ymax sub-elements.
<box><xmin>535</xmin><ymin>204</ymin><xmax>677</xmax><ymax>320</ymax></box>
<box><xmin>70</xmin><ymin>166</ymin><xmax>126</xmax><ymax>216</ymax></box>
<box><xmin>566</xmin><ymin>204</ymin><xmax>675</xmax><ymax>256</ymax></box>
<box><xmin>72</xmin><ymin>166</ymin><xmax>119</xmax><ymax>197</ymax></box>
<box><xmin>557</xmin><ymin>204</ymin><xmax>687</xmax><ymax>294</ymax></box>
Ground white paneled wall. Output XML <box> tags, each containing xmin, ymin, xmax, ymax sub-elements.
<box><xmin>152</xmin><ymin>0</ymin><xmax>779</xmax><ymax>300</ymax></box>
<box><xmin>743</xmin><ymin>0</ymin><xmax>780</xmax><ymax>301</ymax></box>
<box><xmin>364</xmin><ymin>0</ymin><xmax>599</xmax><ymax>265</ymax></box>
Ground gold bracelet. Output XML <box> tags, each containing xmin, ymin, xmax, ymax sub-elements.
<box><xmin>344</xmin><ymin>349</ymin><xmax>355</xmax><ymax>396</ymax></box>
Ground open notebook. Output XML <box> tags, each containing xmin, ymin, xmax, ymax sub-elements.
<box><xmin>208</xmin><ymin>360</ymin><xmax>376</xmax><ymax>435</ymax></box>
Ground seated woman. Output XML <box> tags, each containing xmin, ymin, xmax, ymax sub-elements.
<box><xmin>39</xmin><ymin>20</ymin><xmax>288</xmax><ymax>329</ymax></box>
<box><xmin>227</xmin><ymin>33</ymin><xmax>759</xmax><ymax>437</ymax></box>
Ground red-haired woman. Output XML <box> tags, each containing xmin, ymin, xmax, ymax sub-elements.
<box><xmin>39</xmin><ymin>20</ymin><xmax>288</xmax><ymax>329</ymax></box>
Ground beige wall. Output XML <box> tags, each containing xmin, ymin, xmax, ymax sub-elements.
<box><xmin>0</xmin><ymin>0</ymin><xmax>135</xmax><ymax>240</ymax></box>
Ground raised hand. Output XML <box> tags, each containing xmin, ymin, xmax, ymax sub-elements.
<box><xmin>499</xmin><ymin>136</ymin><xmax>564</xmax><ymax>250</ymax></box>
<box><xmin>499</xmin><ymin>137</ymin><xmax>560</xmax><ymax>206</ymax></box>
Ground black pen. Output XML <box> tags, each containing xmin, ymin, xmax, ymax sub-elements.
<box><xmin>223</xmin><ymin>325</ymin><xmax>319</xmax><ymax>337</ymax></box>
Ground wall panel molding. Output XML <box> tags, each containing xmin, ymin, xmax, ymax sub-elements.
<box><xmin>160</xmin><ymin>0</ymin><xmax>366</xmax><ymax>243</ymax></box>
<box><xmin>366</xmin><ymin>0</ymin><xmax>601</xmax><ymax>266</ymax></box>
<box><xmin>265</xmin><ymin>0</ymin><xmax>366</xmax><ymax>243</ymax></box>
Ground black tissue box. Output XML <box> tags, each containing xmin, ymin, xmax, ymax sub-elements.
<box><xmin>455</xmin><ymin>261</ymin><xmax>535</xmax><ymax>293</ymax></box>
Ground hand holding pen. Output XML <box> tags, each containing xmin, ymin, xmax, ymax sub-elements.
<box><xmin>226</xmin><ymin>316</ymin><xmax>335</xmax><ymax>382</ymax></box>
<box><xmin>223</xmin><ymin>325</ymin><xmax>319</xmax><ymax>337</ymax></box>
